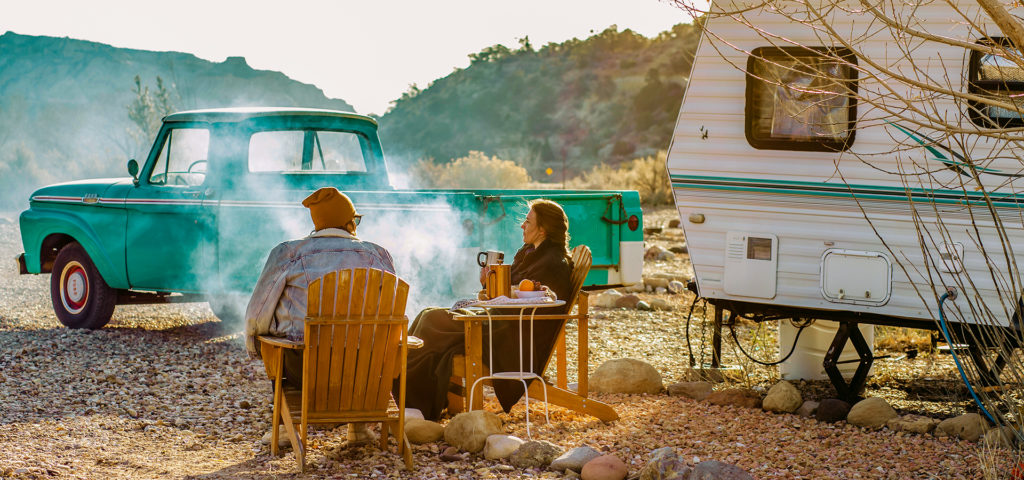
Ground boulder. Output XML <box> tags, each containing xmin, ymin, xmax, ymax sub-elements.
<box><xmin>706</xmin><ymin>388</ymin><xmax>762</xmax><ymax>409</ymax></box>
<box><xmin>935</xmin><ymin>413</ymin><xmax>989</xmax><ymax>441</ymax></box>
<box><xmin>847</xmin><ymin>397</ymin><xmax>898</xmax><ymax>429</ymax></box>
<box><xmin>443</xmin><ymin>410</ymin><xmax>503</xmax><ymax>453</ymax></box>
<box><xmin>405</xmin><ymin>419</ymin><xmax>444</xmax><ymax>444</ymax></box>
<box><xmin>691</xmin><ymin>460</ymin><xmax>755</xmax><ymax>480</ymax></box>
<box><xmin>815</xmin><ymin>399</ymin><xmax>851</xmax><ymax>423</ymax></box>
<box><xmin>550</xmin><ymin>445</ymin><xmax>602</xmax><ymax>473</ymax></box>
<box><xmin>645</xmin><ymin>245</ymin><xmax>666</xmax><ymax>260</ymax></box>
<box><xmin>762</xmin><ymin>381</ymin><xmax>802</xmax><ymax>413</ymax></box>
<box><xmin>594</xmin><ymin>290</ymin><xmax>623</xmax><ymax>308</ymax></box>
<box><xmin>667</xmin><ymin>381</ymin><xmax>712</xmax><ymax>401</ymax></box>
<box><xmin>590</xmin><ymin>358</ymin><xmax>663</xmax><ymax>394</ymax></box>
<box><xmin>649</xmin><ymin>299</ymin><xmax>671</xmax><ymax>311</ymax></box>
<box><xmin>638</xmin><ymin>447</ymin><xmax>690</xmax><ymax>480</ymax></box>
<box><xmin>484</xmin><ymin>434</ymin><xmax>524</xmax><ymax>460</ymax></box>
<box><xmin>581</xmin><ymin>454</ymin><xmax>628</xmax><ymax>480</ymax></box>
<box><xmin>983</xmin><ymin>426</ymin><xmax>1018</xmax><ymax>449</ymax></box>
<box><xmin>886</xmin><ymin>415</ymin><xmax>940</xmax><ymax>435</ymax></box>
<box><xmin>509</xmin><ymin>440</ymin><xmax>562</xmax><ymax>469</ymax></box>
<box><xmin>615</xmin><ymin>294</ymin><xmax>641</xmax><ymax>309</ymax></box>
<box><xmin>644</xmin><ymin>276</ymin><xmax>671</xmax><ymax>289</ymax></box>
<box><xmin>667</xmin><ymin>280</ymin><xmax>686</xmax><ymax>294</ymax></box>
<box><xmin>796</xmin><ymin>400</ymin><xmax>819</xmax><ymax>418</ymax></box>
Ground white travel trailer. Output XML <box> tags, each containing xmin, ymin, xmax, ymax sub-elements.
<box><xmin>667</xmin><ymin>0</ymin><xmax>1024</xmax><ymax>399</ymax></box>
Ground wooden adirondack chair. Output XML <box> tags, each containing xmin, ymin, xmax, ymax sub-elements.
<box><xmin>257</xmin><ymin>268</ymin><xmax>416</xmax><ymax>471</ymax></box>
<box><xmin>449</xmin><ymin>245</ymin><xmax>618</xmax><ymax>421</ymax></box>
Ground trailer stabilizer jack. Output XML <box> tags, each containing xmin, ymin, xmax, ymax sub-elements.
<box><xmin>822</xmin><ymin>322</ymin><xmax>874</xmax><ymax>402</ymax></box>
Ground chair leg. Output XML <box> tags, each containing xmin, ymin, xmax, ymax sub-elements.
<box><xmin>403</xmin><ymin>435</ymin><xmax>414</xmax><ymax>470</ymax></box>
<box><xmin>379</xmin><ymin>421</ymin><xmax>390</xmax><ymax>450</ymax></box>
<box><xmin>271</xmin><ymin>381</ymin><xmax>283</xmax><ymax>457</ymax></box>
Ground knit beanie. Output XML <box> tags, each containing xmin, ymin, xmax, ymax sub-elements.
<box><xmin>302</xmin><ymin>187</ymin><xmax>357</xmax><ymax>231</ymax></box>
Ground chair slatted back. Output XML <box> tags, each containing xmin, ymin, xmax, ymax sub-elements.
<box><xmin>302</xmin><ymin>268</ymin><xmax>409</xmax><ymax>417</ymax></box>
<box><xmin>565</xmin><ymin>245</ymin><xmax>592</xmax><ymax>311</ymax></box>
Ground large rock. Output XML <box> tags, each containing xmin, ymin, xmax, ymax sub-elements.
<box><xmin>706</xmin><ymin>388</ymin><xmax>762</xmax><ymax>409</ymax></box>
<box><xmin>644</xmin><ymin>276</ymin><xmax>671</xmax><ymax>289</ymax></box>
<box><xmin>796</xmin><ymin>400</ymin><xmax>819</xmax><ymax>418</ymax></box>
<box><xmin>590</xmin><ymin>358</ymin><xmax>663</xmax><ymax>394</ymax></box>
<box><xmin>443</xmin><ymin>410</ymin><xmax>503</xmax><ymax>453</ymax></box>
<box><xmin>815</xmin><ymin>399</ymin><xmax>851</xmax><ymax>423</ymax></box>
<box><xmin>762</xmin><ymin>381</ymin><xmax>802</xmax><ymax>413</ymax></box>
<box><xmin>484</xmin><ymin>434</ymin><xmax>524</xmax><ymax>460</ymax></box>
<box><xmin>581</xmin><ymin>454</ymin><xmax>628</xmax><ymax>480</ymax></box>
<box><xmin>615</xmin><ymin>294</ymin><xmax>641</xmax><ymax>309</ymax></box>
<box><xmin>509</xmin><ymin>440</ymin><xmax>562</xmax><ymax>469</ymax></box>
<box><xmin>667</xmin><ymin>381</ymin><xmax>712</xmax><ymax>401</ymax></box>
<box><xmin>983</xmin><ymin>426</ymin><xmax>1018</xmax><ymax>449</ymax></box>
<box><xmin>405</xmin><ymin>419</ymin><xmax>444</xmax><ymax>444</ymax></box>
<box><xmin>847</xmin><ymin>397</ymin><xmax>898</xmax><ymax>429</ymax></box>
<box><xmin>550</xmin><ymin>445</ymin><xmax>602</xmax><ymax>473</ymax></box>
<box><xmin>935</xmin><ymin>413</ymin><xmax>989</xmax><ymax>441</ymax></box>
<box><xmin>594</xmin><ymin>290</ymin><xmax>623</xmax><ymax>308</ymax></box>
<box><xmin>649</xmin><ymin>299</ymin><xmax>672</xmax><ymax>311</ymax></box>
<box><xmin>886</xmin><ymin>415</ymin><xmax>940</xmax><ymax>435</ymax></box>
<box><xmin>638</xmin><ymin>447</ymin><xmax>691</xmax><ymax>480</ymax></box>
<box><xmin>667</xmin><ymin>280</ymin><xmax>686</xmax><ymax>294</ymax></box>
<box><xmin>691</xmin><ymin>460</ymin><xmax>755</xmax><ymax>480</ymax></box>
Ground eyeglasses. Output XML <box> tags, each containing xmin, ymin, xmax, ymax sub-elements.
<box><xmin>352</xmin><ymin>215</ymin><xmax>362</xmax><ymax>226</ymax></box>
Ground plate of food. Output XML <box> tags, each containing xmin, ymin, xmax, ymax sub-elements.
<box><xmin>512</xmin><ymin>280</ymin><xmax>547</xmax><ymax>299</ymax></box>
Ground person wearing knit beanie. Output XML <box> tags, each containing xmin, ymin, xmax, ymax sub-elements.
<box><xmin>302</xmin><ymin>187</ymin><xmax>361</xmax><ymax>233</ymax></box>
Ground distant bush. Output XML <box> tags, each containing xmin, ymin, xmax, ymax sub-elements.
<box><xmin>566</xmin><ymin>151</ymin><xmax>672</xmax><ymax>205</ymax></box>
<box><xmin>412</xmin><ymin>151</ymin><xmax>532</xmax><ymax>188</ymax></box>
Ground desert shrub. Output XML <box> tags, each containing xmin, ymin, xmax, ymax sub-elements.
<box><xmin>412</xmin><ymin>151</ymin><xmax>532</xmax><ymax>188</ymax></box>
<box><xmin>566</xmin><ymin>150</ymin><xmax>672</xmax><ymax>205</ymax></box>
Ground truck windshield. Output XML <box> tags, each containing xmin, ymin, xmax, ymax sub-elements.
<box><xmin>248</xmin><ymin>130</ymin><xmax>368</xmax><ymax>173</ymax></box>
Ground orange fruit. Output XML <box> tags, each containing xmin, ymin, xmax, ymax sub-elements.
<box><xmin>518</xmin><ymin>279</ymin><xmax>535</xmax><ymax>291</ymax></box>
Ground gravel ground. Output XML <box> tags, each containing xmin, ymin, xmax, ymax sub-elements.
<box><xmin>0</xmin><ymin>208</ymin><xmax>1009</xmax><ymax>479</ymax></box>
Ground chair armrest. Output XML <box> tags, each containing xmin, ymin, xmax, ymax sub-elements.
<box><xmin>408</xmin><ymin>335</ymin><xmax>424</xmax><ymax>349</ymax></box>
<box><xmin>257</xmin><ymin>336</ymin><xmax>304</xmax><ymax>350</ymax></box>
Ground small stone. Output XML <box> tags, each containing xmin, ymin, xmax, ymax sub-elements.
<box><xmin>440</xmin><ymin>445</ymin><xmax>464</xmax><ymax>462</ymax></box>
<box><xmin>667</xmin><ymin>280</ymin><xmax>685</xmax><ymax>294</ymax></box>
<box><xmin>762</xmin><ymin>381</ymin><xmax>802</xmax><ymax>414</ymax></box>
<box><xmin>668</xmin><ymin>245</ymin><xmax>687</xmax><ymax>254</ymax></box>
<box><xmin>260</xmin><ymin>425</ymin><xmax>289</xmax><ymax>448</ymax></box>
<box><xmin>550</xmin><ymin>445</ymin><xmax>602</xmax><ymax>473</ymax></box>
<box><xmin>667</xmin><ymin>218</ymin><xmax>681</xmax><ymax>228</ymax></box>
<box><xmin>691</xmin><ymin>460</ymin><xmax>755</xmax><ymax>479</ymax></box>
<box><xmin>443</xmin><ymin>410</ymin><xmax>504</xmax><ymax>453</ymax></box>
<box><xmin>667</xmin><ymin>381</ymin><xmax>712</xmax><ymax>401</ymax></box>
<box><xmin>644</xmin><ymin>277</ymin><xmax>670</xmax><ymax>289</ymax></box>
<box><xmin>615</xmin><ymin>294</ymin><xmax>641</xmax><ymax>309</ymax></box>
<box><xmin>847</xmin><ymin>398</ymin><xmax>898</xmax><ymax>429</ymax></box>
<box><xmin>509</xmin><ymin>440</ymin><xmax>562</xmax><ymax>469</ymax></box>
<box><xmin>636</xmin><ymin>301</ymin><xmax>653</xmax><ymax>311</ymax></box>
<box><xmin>649</xmin><ymin>299</ymin><xmax>671</xmax><ymax>310</ymax></box>
<box><xmin>935</xmin><ymin>413</ymin><xmax>990</xmax><ymax>441</ymax></box>
<box><xmin>705</xmin><ymin>388</ymin><xmax>761</xmax><ymax>409</ymax></box>
<box><xmin>638</xmin><ymin>447</ymin><xmax>690</xmax><ymax>480</ymax></box>
<box><xmin>983</xmin><ymin>426</ymin><xmax>1017</xmax><ymax>449</ymax></box>
<box><xmin>590</xmin><ymin>358</ymin><xmax>663</xmax><ymax>394</ymax></box>
<box><xmin>580</xmin><ymin>454</ymin><xmax>628</xmax><ymax>480</ymax></box>
<box><xmin>405</xmin><ymin>418</ymin><xmax>445</xmax><ymax>444</ymax></box>
<box><xmin>237</xmin><ymin>400</ymin><xmax>251</xmax><ymax>409</ymax></box>
<box><xmin>484</xmin><ymin>434</ymin><xmax>524</xmax><ymax>460</ymax></box>
<box><xmin>796</xmin><ymin>400</ymin><xmax>819</xmax><ymax>418</ymax></box>
<box><xmin>815</xmin><ymin>399</ymin><xmax>851</xmax><ymax>423</ymax></box>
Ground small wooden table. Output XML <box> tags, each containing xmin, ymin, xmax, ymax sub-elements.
<box><xmin>452</xmin><ymin>296</ymin><xmax>618</xmax><ymax>422</ymax></box>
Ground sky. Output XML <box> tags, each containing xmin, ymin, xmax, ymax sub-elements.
<box><xmin>1</xmin><ymin>0</ymin><xmax>699</xmax><ymax>116</ymax></box>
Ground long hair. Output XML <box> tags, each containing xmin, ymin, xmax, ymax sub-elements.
<box><xmin>529</xmin><ymin>199</ymin><xmax>571</xmax><ymax>261</ymax></box>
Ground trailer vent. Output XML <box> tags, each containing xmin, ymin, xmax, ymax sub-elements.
<box><xmin>724</xmin><ymin>232</ymin><xmax>778</xmax><ymax>299</ymax></box>
<box><xmin>820</xmin><ymin>249</ymin><xmax>891</xmax><ymax>306</ymax></box>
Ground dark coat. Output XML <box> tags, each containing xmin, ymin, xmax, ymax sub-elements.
<box><xmin>401</xmin><ymin>240</ymin><xmax>573</xmax><ymax>420</ymax></box>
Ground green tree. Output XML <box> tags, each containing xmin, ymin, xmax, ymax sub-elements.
<box><xmin>127</xmin><ymin>75</ymin><xmax>177</xmax><ymax>157</ymax></box>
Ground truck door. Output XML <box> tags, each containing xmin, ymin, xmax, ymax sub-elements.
<box><xmin>125</xmin><ymin>125</ymin><xmax>215</xmax><ymax>292</ymax></box>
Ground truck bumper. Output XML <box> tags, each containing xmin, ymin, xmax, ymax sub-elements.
<box><xmin>16</xmin><ymin>253</ymin><xmax>28</xmax><ymax>275</ymax></box>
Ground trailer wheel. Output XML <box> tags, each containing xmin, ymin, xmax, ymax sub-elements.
<box><xmin>50</xmin><ymin>243</ymin><xmax>116</xmax><ymax>329</ymax></box>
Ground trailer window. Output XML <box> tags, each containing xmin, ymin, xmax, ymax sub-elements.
<box><xmin>745</xmin><ymin>47</ymin><xmax>857</xmax><ymax>151</ymax></box>
<box><xmin>968</xmin><ymin>37</ymin><xmax>1024</xmax><ymax>128</ymax></box>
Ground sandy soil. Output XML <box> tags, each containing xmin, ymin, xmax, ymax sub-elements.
<box><xmin>0</xmin><ymin>208</ymin><xmax>1006</xmax><ymax>479</ymax></box>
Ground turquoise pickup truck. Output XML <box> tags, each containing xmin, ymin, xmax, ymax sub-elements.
<box><xmin>17</xmin><ymin>108</ymin><xmax>643</xmax><ymax>329</ymax></box>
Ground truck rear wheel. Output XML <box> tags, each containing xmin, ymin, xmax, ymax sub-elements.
<box><xmin>51</xmin><ymin>243</ymin><xmax>116</xmax><ymax>329</ymax></box>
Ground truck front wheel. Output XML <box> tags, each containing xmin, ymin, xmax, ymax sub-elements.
<box><xmin>51</xmin><ymin>243</ymin><xmax>116</xmax><ymax>329</ymax></box>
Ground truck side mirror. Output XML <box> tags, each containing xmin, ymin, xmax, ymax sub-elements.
<box><xmin>127</xmin><ymin>159</ymin><xmax>139</xmax><ymax>186</ymax></box>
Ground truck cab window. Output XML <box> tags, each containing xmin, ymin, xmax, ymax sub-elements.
<box><xmin>968</xmin><ymin>37</ymin><xmax>1024</xmax><ymax>127</ymax></box>
<box><xmin>148</xmin><ymin>128</ymin><xmax>210</xmax><ymax>186</ymax></box>
<box><xmin>745</xmin><ymin>47</ymin><xmax>857</xmax><ymax>151</ymax></box>
<box><xmin>249</xmin><ymin>130</ymin><xmax>368</xmax><ymax>173</ymax></box>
